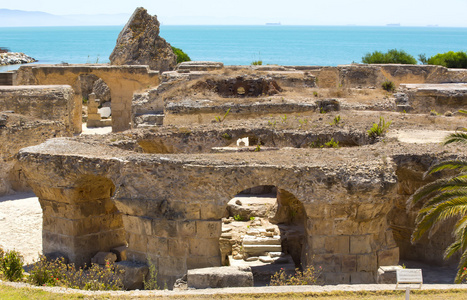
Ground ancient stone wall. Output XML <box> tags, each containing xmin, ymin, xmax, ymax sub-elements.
<box><xmin>18</xmin><ymin>138</ymin><xmax>400</xmax><ymax>287</ymax></box>
<box><xmin>314</xmin><ymin>64</ymin><xmax>467</xmax><ymax>89</ymax></box>
<box><xmin>0</xmin><ymin>114</ymin><xmax>67</xmax><ymax>195</ymax></box>
<box><xmin>15</xmin><ymin>65</ymin><xmax>160</xmax><ymax>132</ymax></box>
<box><xmin>390</xmin><ymin>154</ymin><xmax>462</xmax><ymax>266</ymax></box>
<box><xmin>0</xmin><ymin>85</ymin><xmax>75</xmax><ymax>133</ymax></box>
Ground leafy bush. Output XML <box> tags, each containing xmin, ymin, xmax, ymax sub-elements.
<box><xmin>270</xmin><ymin>265</ymin><xmax>322</xmax><ymax>286</ymax></box>
<box><xmin>143</xmin><ymin>258</ymin><xmax>160</xmax><ymax>290</ymax></box>
<box><xmin>171</xmin><ymin>46</ymin><xmax>191</xmax><ymax>64</ymax></box>
<box><xmin>29</xmin><ymin>255</ymin><xmax>123</xmax><ymax>291</ymax></box>
<box><xmin>362</xmin><ymin>49</ymin><xmax>417</xmax><ymax>65</ymax></box>
<box><xmin>368</xmin><ymin>117</ymin><xmax>392</xmax><ymax>138</ymax></box>
<box><xmin>0</xmin><ymin>249</ymin><xmax>23</xmax><ymax>282</ymax></box>
<box><xmin>251</xmin><ymin>60</ymin><xmax>263</xmax><ymax>66</ymax></box>
<box><xmin>381</xmin><ymin>80</ymin><xmax>396</xmax><ymax>92</ymax></box>
<box><xmin>425</xmin><ymin>51</ymin><xmax>467</xmax><ymax>69</ymax></box>
<box><xmin>233</xmin><ymin>214</ymin><xmax>244</xmax><ymax>221</ymax></box>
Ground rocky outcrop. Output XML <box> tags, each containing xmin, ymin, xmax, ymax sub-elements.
<box><xmin>0</xmin><ymin>52</ymin><xmax>36</xmax><ymax>66</ymax></box>
<box><xmin>109</xmin><ymin>7</ymin><xmax>176</xmax><ymax>72</ymax></box>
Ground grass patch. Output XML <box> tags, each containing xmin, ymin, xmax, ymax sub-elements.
<box><xmin>1</xmin><ymin>284</ymin><xmax>467</xmax><ymax>299</ymax></box>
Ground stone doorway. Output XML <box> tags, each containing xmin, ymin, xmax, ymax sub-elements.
<box><xmin>219</xmin><ymin>185</ymin><xmax>307</xmax><ymax>285</ymax></box>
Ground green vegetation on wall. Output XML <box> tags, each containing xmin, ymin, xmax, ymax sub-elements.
<box><xmin>171</xmin><ymin>46</ymin><xmax>191</xmax><ymax>64</ymax></box>
<box><xmin>362</xmin><ymin>49</ymin><xmax>417</xmax><ymax>65</ymax></box>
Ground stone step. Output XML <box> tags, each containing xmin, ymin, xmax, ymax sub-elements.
<box><xmin>187</xmin><ymin>266</ymin><xmax>253</xmax><ymax>289</ymax></box>
<box><xmin>243</xmin><ymin>244</ymin><xmax>282</xmax><ymax>255</ymax></box>
<box><xmin>243</xmin><ymin>235</ymin><xmax>281</xmax><ymax>245</ymax></box>
<box><xmin>229</xmin><ymin>254</ymin><xmax>296</xmax><ymax>286</ymax></box>
<box><xmin>135</xmin><ymin>114</ymin><xmax>164</xmax><ymax>126</ymax></box>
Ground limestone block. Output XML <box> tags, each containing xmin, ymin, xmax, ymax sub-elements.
<box><xmin>341</xmin><ymin>255</ymin><xmax>357</xmax><ymax>273</ymax></box>
<box><xmin>309</xmin><ymin>235</ymin><xmax>326</xmax><ymax>252</ymax></box>
<box><xmin>242</xmin><ymin>235</ymin><xmax>281</xmax><ymax>245</ymax></box>
<box><xmin>377</xmin><ymin>247</ymin><xmax>400</xmax><ymax>267</ymax></box>
<box><xmin>187</xmin><ymin>256</ymin><xmax>221</xmax><ymax>270</ymax></box>
<box><xmin>115</xmin><ymin>261</ymin><xmax>149</xmax><ymax>290</ymax></box>
<box><xmin>91</xmin><ymin>252</ymin><xmax>117</xmax><ymax>265</ymax></box>
<box><xmin>350</xmin><ymin>235</ymin><xmax>372</xmax><ymax>254</ymax></box>
<box><xmin>127</xmin><ymin>233</ymin><xmax>148</xmax><ymax>253</ymax></box>
<box><xmin>350</xmin><ymin>271</ymin><xmax>376</xmax><ymax>284</ymax></box>
<box><xmin>307</xmin><ymin>219</ymin><xmax>333</xmax><ymax>235</ymax></box>
<box><xmin>168</xmin><ymin>238</ymin><xmax>188</xmax><ymax>257</ymax></box>
<box><xmin>177</xmin><ymin>221</ymin><xmax>196</xmax><ymax>237</ymax></box>
<box><xmin>189</xmin><ymin>238</ymin><xmax>220</xmax><ymax>257</ymax></box>
<box><xmin>187</xmin><ymin>266</ymin><xmax>253</xmax><ymax>289</ymax></box>
<box><xmin>147</xmin><ymin>236</ymin><xmax>168</xmax><ymax>257</ymax></box>
<box><xmin>325</xmin><ymin>236</ymin><xmax>350</xmax><ymax>254</ymax></box>
<box><xmin>111</xmin><ymin>245</ymin><xmax>128</xmax><ymax>262</ymax></box>
<box><xmin>334</xmin><ymin>219</ymin><xmax>359</xmax><ymax>235</ymax></box>
<box><xmin>196</xmin><ymin>220</ymin><xmax>221</xmax><ymax>239</ymax></box>
<box><xmin>314</xmin><ymin>254</ymin><xmax>341</xmax><ymax>273</ymax></box>
<box><xmin>357</xmin><ymin>254</ymin><xmax>377</xmax><ymax>272</ymax></box>
<box><xmin>158</xmin><ymin>257</ymin><xmax>187</xmax><ymax>277</ymax></box>
<box><xmin>323</xmin><ymin>272</ymin><xmax>350</xmax><ymax>284</ymax></box>
<box><xmin>152</xmin><ymin>220</ymin><xmax>178</xmax><ymax>238</ymax></box>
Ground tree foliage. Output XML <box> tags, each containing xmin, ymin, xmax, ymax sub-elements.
<box><xmin>362</xmin><ymin>49</ymin><xmax>417</xmax><ymax>65</ymax></box>
<box><xmin>171</xmin><ymin>46</ymin><xmax>191</xmax><ymax>64</ymax></box>
<box><xmin>408</xmin><ymin>111</ymin><xmax>467</xmax><ymax>283</ymax></box>
<box><xmin>424</xmin><ymin>51</ymin><xmax>467</xmax><ymax>69</ymax></box>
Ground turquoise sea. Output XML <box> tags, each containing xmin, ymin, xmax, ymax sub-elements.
<box><xmin>2</xmin><ymin>25</ymin><xmax>467</xmax><ymax>71</ymax></box>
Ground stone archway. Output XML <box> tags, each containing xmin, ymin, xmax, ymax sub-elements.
<box><xmin>220</xmin><ymin>185</ymin><xmax>308</xmax><ymax>285</ymax></box>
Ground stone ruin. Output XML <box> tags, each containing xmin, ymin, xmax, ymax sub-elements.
<box><xmin>0</xmin><ymin>62</ymin><xmax>466</xmax><ymax>289</ymax></box>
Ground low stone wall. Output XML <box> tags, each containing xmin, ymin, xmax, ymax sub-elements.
<box><xmin>0</xmin><ymin>85</ymin><xmax>75</xmax><ymax>134</ymax></box>
<box><xmin>18</xmin><ymin>138</ymin><xmax>405</xmax><ymax>287</ymax></box>
<box><xmin>15</xmin><ymin>65</ymin><xmax>160</xmax><ymax>133</ymax></box>
<box><xmin>314</xmin><ymin>64</ymin><xmax>467</xmax><ymax>89</ymax></box>
<box><xmin>0</xmin><ymin>114</ymin><xmax>68</xmax><ymax>195</ymax></box>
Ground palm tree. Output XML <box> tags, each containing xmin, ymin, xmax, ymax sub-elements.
<box><xmin>408</xmin><ymin>110</ymin><xmax>467</xmax><ymax>283</ymax></box>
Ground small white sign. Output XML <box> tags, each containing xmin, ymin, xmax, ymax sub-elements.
<box><xmin>396</xmin><ymin>268</ymin><xmax>423</xmax><ymax>290</ymax></box>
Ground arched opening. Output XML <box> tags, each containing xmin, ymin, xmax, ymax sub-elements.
<box><xmin>220</xmin><ymin>185</ymin><xmax>307</xmax><ymax>285</ymax></box>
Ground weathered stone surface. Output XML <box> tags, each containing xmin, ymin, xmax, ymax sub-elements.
<box><xmin>109</xmin><ymin>7</ymin><xmax>176</xmax><ymax>72</ymax></box>
<box><xmin>187</xmin><ymin>266</ymin><xmax>253</xmax><ymax>289</ymax></box>
<box><xmin>91</xmin><ymin>251</ymin><xmax>117</xmax><ymax>265</ymax></box>
<box><xmin>0</xmin><ymin>52</ymin><xmax>36</xmax><ymax>66</ymax></box>
<box><xmin>177</xmin><ymin>61</ymin><xmax>224</xmax><ymax>71</ymax></box>
<box><xmin>15</xmin><ymin>64</ymin><xmax>160</xmax><ymax>132</ymax></box>
<box><xmin>111</xmin><ymin>245</ymin><xmax>128</xmax><ymax>261</ymax></box>
<box><xmin>92</xmin><ymin>78</ymin><xmax>111</xmax><ymax>104</ymax></box>
<box><xmin>115</xmin><ymin>261</ymin><xmax>149</xmax><ymax>290</ymax></box>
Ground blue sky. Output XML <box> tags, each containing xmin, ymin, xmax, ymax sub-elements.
<box><xmin>2</xmin><ymin>0</ymin><xmax>467</xmax><ymax>26</ymax></box>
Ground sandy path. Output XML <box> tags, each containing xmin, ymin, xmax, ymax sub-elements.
<box><xmin>0</xmin><ymin>193</ymin><xmax>41</xmax><ymax>264</ymax></box>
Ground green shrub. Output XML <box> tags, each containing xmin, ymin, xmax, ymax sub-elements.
<box><xmin>362</xmin><ymin>49</ymin><xmax>417</xmax><ymax>65</ymax></box>
<box><xmin>426</xmin><ymin>51</ymin><xmax>467</xmax><ymax>69</ymax></box>
<box><xmin>29</xmin><ymin>255</ymin><xmax>123</xmax><ymax>291</ymax></box>
<box><xmin>0</xmin><ymin>249</ymin><xmax>23</xmax><ymax>282</ymax></box>
<box><xmin>171</xmin><ymin>46</ymin><xmax>191</xmax><ymax>64</ymax></box>
<box><xmin>368</xmin><ymin>117</ymin><xmax>392</xmax><ymax>138</ymax></box>
<box><xmin>233</xmin><ymin>214</ymin><xmax>244</xmax><ymax>221</ymax></box>
<box><xmin>143</xmin><ymin>258</ymin><xmax>159</xmax><ymax>290</ymax></box>
<box><xmin>381</xmin><ymin>80</ymin><xmax>396</xmax><ymax>92</ymax></box>
<box><xmin>270</xmin><ymin>265</ymin><xmax>322</xmax><ymax>286</ymax></box>
<box><xmin>251</xmin><ymin>60</ymin><xmax>263</xmax><ymax>66</ymax></box>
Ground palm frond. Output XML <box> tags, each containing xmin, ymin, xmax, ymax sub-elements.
<box><xmin>444</xmin><ymin>130</ymin><xmax>467</xmax><ymax>145</ymax></box>
<box><xmin>412</xmin><ymin>198</ymin><xmax>467</xmax><ymax>241</ymax></box>
<box><xmin>445</xmin><ymin>240</ymin><xmax>462</xmax><ymax>259</ymax></box>
<box><xmin>408</xmin><ymin>176</ymin><xmax>467</xmax><ymax>207</ymax></box>
<box><xmin>428</xmin><ymin>160</ymin><xmax>467</xmax><ymax>173</ymax></box>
